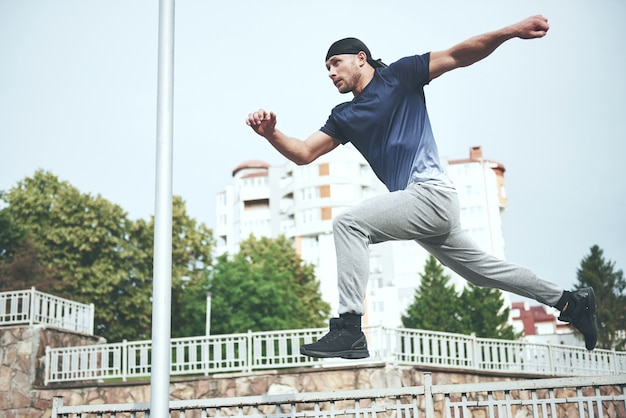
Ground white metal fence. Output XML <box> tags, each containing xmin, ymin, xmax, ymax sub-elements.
<box><xmin>50</xmin><ymin>373</ymin><xmax>626</xmax><ymax>418</ymax></box>
<box><xmin>0</xmin><ymin>287</ymin><xmax>94</xmax><ymax>334</ymax></box>
<box><xmin>45</xmin><ymin>325</ymin><xmax>626</xmax><ymax>385</ymax></box>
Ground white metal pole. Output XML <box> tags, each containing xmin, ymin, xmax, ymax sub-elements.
<box><xmin>150</xmin><ymin>0</ymin><xmax>175</xmax><ymax>417</ymax></box>
<box><xmin>206</xmin><ymin>293</ymin><xmax>212</xmax><ymax>335</ymax></box>
<box><xmin>29</xmin><ymin>286</ymin><xmax>36</xmax><ymax>326</ymax></box>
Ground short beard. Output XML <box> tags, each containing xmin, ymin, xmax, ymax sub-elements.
<box><xmin>338</xmin><ymin>84</ymin><xmax>352</xmax><ymax>94</ymax></box>
<box><xmin>338</xmin><ymin>66</ymin><xmax>361</xmax><ymax>94</ymax></box>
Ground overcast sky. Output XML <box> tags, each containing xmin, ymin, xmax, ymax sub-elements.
<box><xmin>2</xmin><ymin>0</ymin><xmax>625</xmax><ymax>299</ymax></box>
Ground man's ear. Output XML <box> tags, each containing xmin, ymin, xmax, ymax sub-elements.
<box><xmin>356</xmin><ymin>51</ymin><xmax>368</xmax><ymax>67</ymax></box>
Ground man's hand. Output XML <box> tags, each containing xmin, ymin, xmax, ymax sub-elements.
<box><xmin>246</xmin><ymin>109</ymin><xmax>277</xmax><ymax>139</ymax></box>
<box><xmin>513</xmin><ymin>15</ymin><xmax>549</xmax><ymax>39</ymax></box>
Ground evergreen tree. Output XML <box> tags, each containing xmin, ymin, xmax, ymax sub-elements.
<box><xmin>575</xmin><ymin>245</ymin><xmax>625</xmax><ymax>350</ymax></box>
<box><xmin>402</xmin><ymin>255</ymin><xmax>517</xmax><ymax>340</ymax></box>
<box><xmin>401</xmin><ymin>255</ymin><xmax>465</xmax><ymax>334</ymax></box>
<box><xmin>458</xmin><ymin>284</ymin><xmax>517</xmax><ymax>339</ymax></box>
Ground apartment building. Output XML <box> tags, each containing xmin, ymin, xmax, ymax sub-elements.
<box><xmin>511</xmin><ymin>301</ymin><xmax>579</xmax><ymax>346</ymax></box>
<box><xmin>215</xmin><ymin>145</ymin><xmax>509</xmax><ymax>327</ymax></box>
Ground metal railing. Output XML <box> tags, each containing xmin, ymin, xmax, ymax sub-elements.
<box><xmin>45</xmin><ymin>325</ymin><xmax>626</xmax><ymax>385</ymax></box>
<box><xmin>0</xmin><ymin>287</ymin><xmax>94</xmax><ymax>334</ymax></box>
<box><xmin>50</xmin><ymin>373</ymin><xmax>626</xmax><ymax>418</ymax></box>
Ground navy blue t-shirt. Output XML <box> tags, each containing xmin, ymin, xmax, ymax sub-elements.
<box><xmin>320</xmin><ymin>53</ymin><xmax>452</xmax><ymax>192</ymax></box>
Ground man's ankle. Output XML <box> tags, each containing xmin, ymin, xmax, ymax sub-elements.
<box><xmin>339</xmin><ymin>312</ymin><xmax>362</xmax><ymax>331</ymax></box>
<box><xmin>555</xmin><ymin>290</ymin><xmax>571</xmax><ymax>312</ymax></box>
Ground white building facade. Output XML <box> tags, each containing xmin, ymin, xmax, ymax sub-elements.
<box><xmin>215</xmin><ymin>145</ymin><xmax>510</xmax><ymax>327</ymax></box>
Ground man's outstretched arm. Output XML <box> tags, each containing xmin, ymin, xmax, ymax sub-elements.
<box><xmin>429</xmin><ymin>15</ymin><xmax>549</xmax><ymax>81</ymax></box>
<box><xmin>246</xmin><ymin>109</ymin><xmax>340</xmax><ymax>165</ymax></box>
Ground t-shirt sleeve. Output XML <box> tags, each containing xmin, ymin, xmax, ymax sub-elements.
<box><xmin>388</xmin><ymin>52</ymin><xmax>430</xmax><ymax>89</ymax></box>
<box><xmin>320</xmin><ymin>103</ymin><xmax>349</xmax><ymax>144</ymax></box>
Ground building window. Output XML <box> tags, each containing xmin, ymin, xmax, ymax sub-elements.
<box><xmin>244</xmin><ymin>199</ymin><xmax>269</xmax><ymax>209</ymax></box>
<box><xmin>299</xmin><ymin>187</ymin><xmax>319</xmax><ymax>202</ymax></box>
<box><xmin>331</xmin><ymin>184</ymin><xmax>354</xmax><ymax>200</ymax></box>
<box><xmin>319</xmin><ymin>163</ymin><xmax>330</xmax><ymax>176</ymax></box>
<box><xmin>466</xmin><ymin>184</ymin><xmax>481</xmax><ymax>196</ymax></box>
<box><xmin>360</xmin><ymin>163</ymin><xmax>369</xmax><ymax>178</ymax></box>
<box><xmin>331</xmin><ymin>162</ymin><xmax>349</xmax><ymax>176</ymax></box>
<box><xmin>370</xmin><ymin>256</ymin><xmax>382</xmax><ymax>273</ymax></box>
<box><xmin>298</xmin><ymin>165</ymin><xmax>316</xmax><ymax>179</ymax></box>
<box><xmin>299</xmin><ymin>208</ymin><xmax>320</xmax><ymax>224</ymax></box>
<box><xmin>535</xmin><ymin>322</ymin><xmax>556</xmax><ymax>335</ymax></box>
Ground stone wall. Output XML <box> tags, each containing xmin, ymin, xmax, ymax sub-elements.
<box><xmin>1</xmin><ymin>323</ymin><xmax>525</xmax><ymax>418</ymax></box>
<box><xmin>3</xmin><ymin>326</ymin><xmax>621</xmax><ymax>418</ymax></box>
<box><xmin>1</xmin><ymin>325</ymin><xmax>103</xmax><ymax>417</ymax></box>
<box><xmin>25</xmin><ymin>363</ymin><xmax>521</xmax><ymax>418</ymax></box>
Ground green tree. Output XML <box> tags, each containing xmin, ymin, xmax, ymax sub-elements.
<box><xmin>0</xmin><ymin>197</ymin><xmax>27</xmax><ymax>263</ymax></box>
<box><xmin>402</xmin><ymin>255</ymin><xmax>517</xmax><ymax>340</ymax></box>
<box><xmin>0</xmin><ymin>232</ymin><xmax>61</xmax><ymax>292</ymax></box>
<box><xmin>133</xmin><ymin>196</ymin><xmax>215</xmax><ymax>338</ymax></box>
<box><xmin>1</xmin><ymin>170</ymin><xmax>153</xmax><ymax>341</ymax></box>
<box><xmin>170</xmin><ymin>197</ymin><xmax>215</xmax><ymax>338</ymax></box>
<box><xmin>1</xmin><ymin>171</ymin><xmax>216</xmax><ymax>341</ymax></box>
<box><xmin>0</xmin><ymin>170</ymin><xmax>214</xmax><ymax>341</ymax></box>
<box><xmin>401</xmin><ymin>255</ymin><xmax>465</xmax><ymax>334</ymax></box>
<box><xmin>208</xmin><ymin>235</ymin><xmax>330</xmax><ymax>334</ymax></box>
<box><xmin>458</xmin><ymin>284</ymin><xmax>517</xmax><ymax>339</ymax></box>
<box><xmin>575</xmin><ymin>245</ymin><xmax>625</xmax><ymax>350</ymax></box>
<box><xmin>1</xmin><ymin>196</ymin><xmax>59</xmax><ymax>290</ymax></box>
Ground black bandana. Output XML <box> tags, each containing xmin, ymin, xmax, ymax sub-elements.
<box><xmin>325</xmin><ymin>37</ymin><xmax>387</xmax><ymax>68</ymax></box>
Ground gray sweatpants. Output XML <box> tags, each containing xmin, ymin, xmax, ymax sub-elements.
<box><xmin>333</xmin><ymin>182</ymin><xmax>564</xmax><ymax>315</ymax></box>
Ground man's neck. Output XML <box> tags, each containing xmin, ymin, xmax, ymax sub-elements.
<box><xmin>352</xmin><ymin>67</ymin><xmax>376</xmax><ymax>97</ymax></box>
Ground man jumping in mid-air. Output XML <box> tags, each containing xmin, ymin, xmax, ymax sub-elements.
<box><xmin>246</xmin><ymin>15</ymin><xmax>598</xmax><ymax>357</ymax></box>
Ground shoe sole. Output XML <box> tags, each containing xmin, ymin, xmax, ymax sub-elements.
<box><xmin>300</xmin><ymin>347</ymin><xmax>370</xmax><ymax>359</ymax></box>
<box><xmin>584</xmin><ymin>287</ymin><xmax>598</xmax><ymax>350</ymax></box>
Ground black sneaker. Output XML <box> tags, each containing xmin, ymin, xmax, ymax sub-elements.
<box><xmin>558</xmin><ymin>287</ymin><xmax>598</xmax><ymax>350</ymax></box>
<box><xmin>300</xmin><ymin>318</ymin><xmax>369</xmax><ymax>359</ymax></box>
